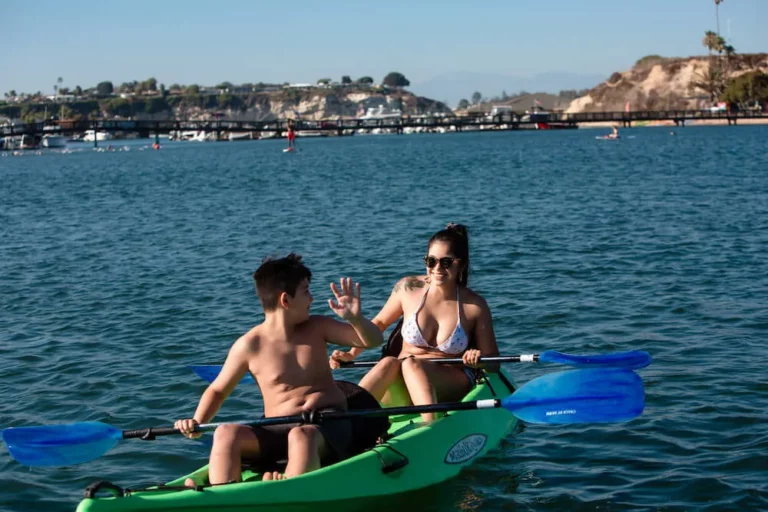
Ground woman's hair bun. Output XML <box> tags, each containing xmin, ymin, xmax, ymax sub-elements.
<box><xmin>445</xmin><ymin>223</ymin><xmax>468</xmax><ymax>237</ymax></box>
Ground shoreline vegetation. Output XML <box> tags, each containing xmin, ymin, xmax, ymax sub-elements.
<box><xmin>2</xmin><ymin>51</ymin><xmax>767</xmax><ymax>127</ymax></box>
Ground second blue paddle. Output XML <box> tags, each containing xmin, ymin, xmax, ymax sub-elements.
<box><xmin>190</xmin><ymin>349</ymin><xmax>651</xmax><ymax>385</ymax></box>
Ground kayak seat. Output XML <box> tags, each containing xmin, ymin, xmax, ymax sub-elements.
<box><xmin>242</xmin><ymin>380</ymin><xmax>389</xmax><ymax>476</ymax></box>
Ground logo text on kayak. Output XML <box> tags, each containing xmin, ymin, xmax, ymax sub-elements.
<box><xmin>445</xmin><ymin>434</ymin><xmax>487</xmax><ymax>465</ymax></box>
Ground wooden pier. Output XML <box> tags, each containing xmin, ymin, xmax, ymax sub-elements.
<box><xmin>2</xmin><ymin>109</ymin><xmax>766</xmax><ymax>146</ymax></box>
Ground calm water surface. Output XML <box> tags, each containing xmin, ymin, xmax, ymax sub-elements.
<box><xmin>1</xmin><ymin>127</ymin><xmax>767</xmax><ymax>511</ymax></box>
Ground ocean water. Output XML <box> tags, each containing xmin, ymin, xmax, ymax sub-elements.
<box><xmin>1</xmin><ymin>127</ymin><xmax>766</xmax><ymax>511</ymax></box>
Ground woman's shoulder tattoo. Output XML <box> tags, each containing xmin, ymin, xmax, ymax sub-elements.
<box><xmin>393</xmin><ymin>276</ymin><xmax>426</xmax><ymax>293</ymax></box>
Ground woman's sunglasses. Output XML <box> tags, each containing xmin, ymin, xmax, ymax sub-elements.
<box><xmin>424</xmin><ymin>256</ymin><xmax>459</xmax><ymax>269</ymax></box>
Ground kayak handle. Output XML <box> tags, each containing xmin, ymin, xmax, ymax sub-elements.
<box><xmin>84</xmin><ymin>481</ymin><xmax>125</xmax><ymax>499</ymax></box>
<box><xmin>382</xmin><ymin>458</ymin><xmax>409</xmax><ymax>474</ymax></box>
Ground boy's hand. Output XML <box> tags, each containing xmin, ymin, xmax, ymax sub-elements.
<box><xmin>328</xmin><ymin>277</ymin><xmax>361</xmax><ymax>322</ymax></box>
<box><xmin>329</xmin><ymin>349</ymin><xmax>356</xmax><ymax>369</ymax></box>
<box><xmin>174</xmin><ymin>418</ymin><xmax>202</xmax><ymax>439</ymax></box>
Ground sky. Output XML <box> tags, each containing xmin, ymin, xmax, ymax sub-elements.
<box><xmin>2</xmin><ymin>0</ymin><xmax>766</xmax><ymax>97</ymax></box>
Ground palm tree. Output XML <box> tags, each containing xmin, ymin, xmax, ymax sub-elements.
<box><xmin>714</xmin><ymin>0</ymin><xmax>724</xmax><ymax>37</ymax></box>
<box><xmin>56</xmin><ymin>76</ymin><xmax>63</xmax><ymax>98</ymax></box>
<box><xmin>702</xmin><ymin>30</ymin><xmax>719</xmax><ymax>56</ymax></box>
<box><xmin>714</xmin><ymin>36</ymin><xmax>726</xmax><ymax>55</ymax></box>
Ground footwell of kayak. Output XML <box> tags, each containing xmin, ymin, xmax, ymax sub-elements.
<box><xmin>76</xmin><ymin>371</ymin><xmax>517</xmax><ymax>512</ymax></box>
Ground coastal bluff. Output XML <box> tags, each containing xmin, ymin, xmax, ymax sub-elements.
<box><xmin>567</xmin><ymin>53</ymin><xmax>768</xmax><ymax>113</ymax></box>
<box><xmin>180</xmin><ymin>87</ymin><xmax>453</xmax><ymax>121</ymax></box>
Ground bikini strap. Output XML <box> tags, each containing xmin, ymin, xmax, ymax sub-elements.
<box><xmin>414</xmin><ymin>284</ymin><xmax>430</xmax><ymax>315</ymax></box>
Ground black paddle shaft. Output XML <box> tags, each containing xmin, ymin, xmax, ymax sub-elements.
<box><xmin>123</xmin><ymin>427</ymin><xmax>180</xmax><ymax>440</ymax></box>
<box><xmin>340</xmin><ymin>355</ymin><xmax>539</xmax><ymax>368</ymax></box>
<box><xmin>120</xmin><ymin>398</ymin><xmax>504</xmax><ymax>440</ymax></box>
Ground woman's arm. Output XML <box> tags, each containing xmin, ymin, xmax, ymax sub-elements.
<box><xmin>329</xmin><ymin>278</ymin><xmax>407</xmax><ymax>367</ymax></box>
<box><xmin>468</xmin><ymin>295</ymin><xmax>501</xmax><ymax>372</ymax></box>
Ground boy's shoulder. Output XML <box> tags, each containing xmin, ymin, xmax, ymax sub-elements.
<box><xmin>299</xmin><ymin>315</ymin><xmax>346</xmax><ymax>340</ymax></box>
<box><xmin>231</xmin><ymin>324</ymin><xmax>264</xmax><ymax>353</ymax></box>
<box><xmin>304</xmin><ymin>314</ymin><xmax>342</xmax><ymax>329</ymax></box>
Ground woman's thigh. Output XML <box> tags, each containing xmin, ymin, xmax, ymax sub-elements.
<box><xmin>407</xmin><ymin>360</ymin><xmax>472</xmax><ymax>402</ymax></box>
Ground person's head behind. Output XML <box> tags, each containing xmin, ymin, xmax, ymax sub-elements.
<box><xmin>426</xmin><ymin>223</ymin><xmax>470</xmax><ymax>287</ymax></box>
<box><xmin>253</xmin><ymin>253</ymin><xmax>313</xmax><ymax>319</ymax></box>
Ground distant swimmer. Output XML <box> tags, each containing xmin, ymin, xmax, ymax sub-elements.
<box><xmin>286</xmin><ymin>118</ymin><xmax>296</xmax><ymax>151</ymax></box>
<box><xmin>152</xmin><ymin>142</ymin><xmax>160</xmax><ymax>150</ymax></box>
<box><xmin>596</xmin><ymin>125</ymin><xmax>620</xmax><ymax>140</ymax></box>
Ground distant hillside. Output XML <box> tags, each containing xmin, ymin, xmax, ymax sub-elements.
<box><xmin>0</xmin><ymin>86</ymin><xmax>453</xmax><ymax>122</ymax></box>
<box><xmin>411</xmin><ymin>71</ymin><xmax>607</xmax><ymax>108</ymax></box>
<box><xmin>453</xmin><ymin>92</ymin><xmax>576</xmax><ymax>116</ymax></box>
<box><xmin>200</xmin><ymin>87</ymin><xmax>453</xmax><ymax>121</ymax></box>
<box><xmin>567</xmin><ymin>53</ymin><xmax>768</xmax><ymax>113</ymax></box>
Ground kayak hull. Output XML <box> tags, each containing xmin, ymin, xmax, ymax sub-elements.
<box><xmin>76</xmin><ymin>371</ymin><xmax>517</xmax><ymax>512</ymax></box>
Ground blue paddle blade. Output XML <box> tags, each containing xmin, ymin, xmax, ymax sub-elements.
<box><xmin>539</xmin><ymin>350</ymin><xmax>651</xmax><ymax>370</ymax></box>
<box><xmin>2</xmin><ymin>421</ymin><xmax>123</xmax><ymax>466</ymax></box>
<box><xmin>189</xmin><ymin>365</ymin><xmax>254</xmax><ymax>384</ymax></box>
<box><xmin>502</xmin><ymin>368</ymin><xmax>644</xmax><ymax>424</ymax></box>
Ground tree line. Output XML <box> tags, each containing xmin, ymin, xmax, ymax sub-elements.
<box><xmin>2</xmin><ymin>72</ymin><xmax>411</xmax><ymax>105</ymax></box>
<box><xmin>0</xmin><ymin>72</ymin><xmax>414</xmax><ymax>123</ymax></box>
<box><xmin>455</xmin><ymin>89</ymin><xmax>590</xmax><ymax>110</ymax></box>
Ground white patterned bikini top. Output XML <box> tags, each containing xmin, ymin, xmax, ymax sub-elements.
<box><xmin>401</xmin><ymin>286</ymin><xmax>469</xmax><ymax>355</ymax></box>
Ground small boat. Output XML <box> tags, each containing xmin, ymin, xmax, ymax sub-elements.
<box><xmin>357</xmin><ymin>105</ymin><xmax>403</xmax><ymax>120</ymax></box>
<box><xmin>228</xmin><ymin>132</ymin><xmax>253</xmax><ymax>141</ymax></box>
<box><xmin>75</xmin><ymin>371</ymin><xmax>517</xmax><ymax>512</ymax></box>
<box><xmin>82</xmin><ymin>130</ymin><xmax>112</xmax><ymax>142</ymax></box>
<box><xmin>42</xmin><ymin>135</ymin><xmax>68</xmax><ymax>148</ymax></box>
<box><xmin>19</xmin><ymin>134</ymin><xmax>41</xmax><ymax>150</ymax></box>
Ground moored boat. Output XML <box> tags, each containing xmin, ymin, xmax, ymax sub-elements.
<box><xmin>82</xmin><ymin>130</ymin><xmax>112</xmax><ymax>142</ymax></box>
<box><xmin>42</xmin><ymin>135</ymin><xmax>68</xmax><ymax>148</ymax></box>
<box><xmin>75</xmin><ymin>370</ymin><xmax>517</xmax><ymax>512</ymax></box>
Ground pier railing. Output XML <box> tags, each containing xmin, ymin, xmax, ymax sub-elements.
<box><xmin>2</xmin><ymin>109</ymin><xmax>766</xmax><ymax>138</ymax></box>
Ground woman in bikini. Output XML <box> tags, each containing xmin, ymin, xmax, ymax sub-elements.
<box><xmin>330</xmin><ymin>223</ymin><xmax>500</xmax><ymax>422</ymax></box>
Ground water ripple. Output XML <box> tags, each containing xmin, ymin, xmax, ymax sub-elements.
<box><xmin>1</xmin><ymin>128</ymin><xmax>767</xmax><ymax>511</ymax></box>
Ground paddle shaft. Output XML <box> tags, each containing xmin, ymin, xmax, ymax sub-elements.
<box><xmin>121</xmin><ymin>399</ymin><xmax>502</xmax><ymax>440</ymax></box>
<box><xmin>191</xmin><ymin>351</ymin><xmax>651</xmax><ymax>383</ymax></box>
<box><xmin>340</xmin><ymin>355</ymin><xmax>537</xmax><ymax>368</ymax></box>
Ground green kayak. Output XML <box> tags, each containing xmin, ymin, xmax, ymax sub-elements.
<box><xmin>76</xmin><ymin>370</ymin><xmax>517</xmax><ymax>512</ymax></box>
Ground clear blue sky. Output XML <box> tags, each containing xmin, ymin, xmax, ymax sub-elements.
<box><xmin>2</xmin><ymin>0</ymin><xmax>766</xmax><ymax>95</ymax></box>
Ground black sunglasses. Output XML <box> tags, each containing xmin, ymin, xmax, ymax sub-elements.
<box><xmin>424</xmin><ymin>256</ymin><xmax>459</xmax><ymax>269</ymax></box>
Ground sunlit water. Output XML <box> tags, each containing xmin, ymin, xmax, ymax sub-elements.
<box><xmin>1</xmin><ymin>126</ymin><xmax>766</xmax><ymax>511</ymax></box>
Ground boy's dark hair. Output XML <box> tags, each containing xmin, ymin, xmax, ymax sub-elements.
<box><xmin>252</xmin><ymin>253</ymin><xmax>312</xmax><ymax>311</ymax></box>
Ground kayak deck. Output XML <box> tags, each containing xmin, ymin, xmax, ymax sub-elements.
<box><xmin>76</xmin><ymin>371</ymin><xmax>517</xmax><ymax>512</ymax></box>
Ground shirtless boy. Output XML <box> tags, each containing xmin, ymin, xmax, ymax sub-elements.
<box><xmin>175</xmin><ymin>254</ymin><xmax>383</xmax><ymax>484</ymax></box>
